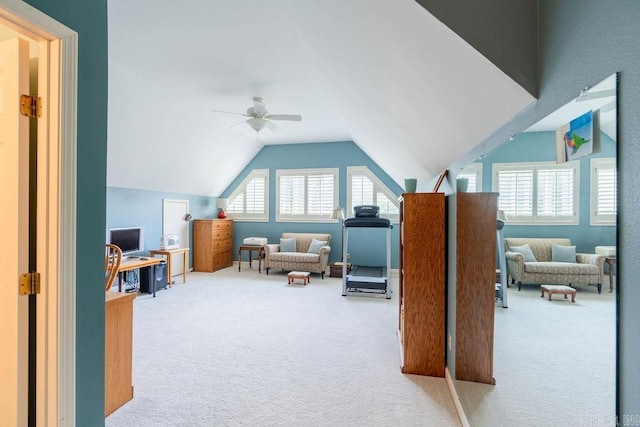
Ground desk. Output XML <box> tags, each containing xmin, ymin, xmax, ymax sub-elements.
<box><xmin>105</xmin><ymin>291</ymin><xmax>135</xmax><ymax>416</ymax></box>
<box><xmin>117</xmin><ymin>257</ymin><xmax>163</xmax><ymax>296</ymax></box>
<box><xmin>149</xmin><ymin>248</ymin><xmax>190</xmax><ymax>286</ymax></box>
<box><xmin>238</xmin><ymin>244</ymin><xmax>265</xmax><ymax>273</ymax></box>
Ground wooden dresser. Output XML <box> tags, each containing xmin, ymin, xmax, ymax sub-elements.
<box><xmin>398</xmin><ymin>193</ymin><xmax>445</xmax><ymax>377</ymax></box>
<box><xmin>193</xmin><ymin>219</ymin><xmax>233</xmax><ymax>272</ymax></box>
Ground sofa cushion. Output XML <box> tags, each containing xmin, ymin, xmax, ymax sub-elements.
<box><xmin>552</xmin><ymin>244</ymin><xmax>576</xmax><ymax>263</ymax></box>
<box><xmin>510</xmin><ymin>244</ymin><xmax>537</xmax><ymax>262</ymax></box>
<box><xmin>524</xmin><ymin>262</ymin><xmax>599</xmax><ymax>275</ymax></box>
<box><xmin>268</xmin><ymin>252</ymin><xmax>320</xmax><ymax>263</ymax></box>
<box><xmin>307</xmin><ymin>238</ymin><xmax>327</xmax><ymax>254</ymax></box>
<box><xmin>280</xmin><ymin>238</ymin><xmax>296</xmax><ymax>252</ymax></box>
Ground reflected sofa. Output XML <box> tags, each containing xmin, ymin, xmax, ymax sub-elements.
<box><xmin>504</xmin><ymin>237</ymin><xmax>605</xmax><ymax>293</ymax></box>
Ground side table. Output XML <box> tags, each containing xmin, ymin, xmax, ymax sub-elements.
<box><xmin>595</xmin><ymin>246</ymin><xmax>616</xmax><ymax>293</ymax></box>
<box><xmin>148</xmin><ymin>247</ymin><xmax>190</xmax><ymax>286</ymax></box>
<box><xmin>238</xmin><ymin>244</ymin><xmax>265</xmax><ymax>273</ymax></box>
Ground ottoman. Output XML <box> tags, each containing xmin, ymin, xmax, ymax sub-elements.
<box><xmin>287</xmin><ymin>271</ymin><xmax>310</xmax><ymax>286</ymax></box>
<box><xmin>540</xmin><ymin>284</ymin><xmax>576</xmax><ymax>302</ymax></box>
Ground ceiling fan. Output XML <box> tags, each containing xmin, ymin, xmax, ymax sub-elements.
<box><xmin>212</xmin><ymin>97</ymin><xmax>302</xmax><ymax>133</ymax></box>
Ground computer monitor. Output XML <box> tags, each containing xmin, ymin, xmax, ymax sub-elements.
<box><xmin>107</xmin><ymin>226</ymin><xmax>145</xmax><ymax>255</ymax></box>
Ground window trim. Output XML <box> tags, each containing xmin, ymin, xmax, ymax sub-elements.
<box><xmin>275</xmin><ymin>167</ymin><xmax>338</xmax><ymax>223</ymax></box>
<box><xmin>590</xmin><ymin>157</ymin><xmax>617</xmax><ymax>226</ymax></box>
<box><xmin>492</xmin><ymin>161</ymin><xmax>580</xmax><ymax>225</ymax></box>
<box><xmin>226</xmin><ymin>169</ymin><xmax>269</xmax><ymax>222</ymax></box>
<box><xmin>347</xmin><ymin>166</ymin><xmax>400</xmax><ymax>222</ymax></box>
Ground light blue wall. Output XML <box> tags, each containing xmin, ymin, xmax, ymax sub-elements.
<box><xmin>475</xmin><ymin>130</ymin><xmax>616</xmax><ymax>253</ymax></box>
<box><xmin>106</xmin><ymin>187</ymin><xmax>216</xmax><ymax>266</ymax></box>
<box><xmin>221</xmin><ymin>141</ymin><xmax>403</xmax><ymax>269</ymax></box>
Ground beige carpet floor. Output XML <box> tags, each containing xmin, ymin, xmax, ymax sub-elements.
<box><xmin>105</xmin><ymin>266</ymin><xmax>461</xmax><ymax>427</ymax></box>
<box><xmin>455</xmin><ymin>281</ymin><xmax>616</xmax><ymax>427</ymax></box>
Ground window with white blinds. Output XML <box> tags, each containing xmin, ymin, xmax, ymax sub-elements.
<box><xmin>276</xmin><ymin>168</ymin><xmax>338</xmax><ymax>222</ymax></box>
<box><xmin>492</xmin><ymin>161</ymin><xmax>579</xmax><ymax>224</ymax></box>
<box><xmin>227</xmin><ymin>169</ymin><xmax>269</xmax><ymax>221</ymax></box>
<box><xmin>590</xmin><ymin>158</ymin><xmax>617</xmax><ymax>226</ymax></box>
<box><xmin>458</xmin><ymin>163</ymin><xmax>483</xmax><ymax>192</ymax></box>
<box><xmin>347</xmin><ymin>166</ymin><xmax>399</xmax><ymax>221</ymax></box>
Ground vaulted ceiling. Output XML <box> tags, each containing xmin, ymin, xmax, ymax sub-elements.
<box><xmin>107</xmin><ymin>0</ymin><xmax>535</xmax><ymax>196</ymax></box>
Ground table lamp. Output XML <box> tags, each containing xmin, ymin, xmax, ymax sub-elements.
<box><xmin>216</xmin><ymin>198</ymin><xmax>229</xmax><ymax>219</ymax></box>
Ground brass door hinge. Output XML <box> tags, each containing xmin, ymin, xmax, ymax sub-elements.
<box><xmin>20</xmin><ymin>94</ymin><xmax>42</xmax><ymax>118</ymax></box>
<box><xmin>19</xmin><ymin>272</ymin><xmax>41</xmax><ymax>295</ymax></box>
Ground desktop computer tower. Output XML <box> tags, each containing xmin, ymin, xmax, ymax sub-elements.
<box><xmin>140</xmin><ymin>260</ymin><xmax>168</xmax><ymax>294</ymax></box>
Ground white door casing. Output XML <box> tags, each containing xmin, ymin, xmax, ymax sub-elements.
<box><xmin>0</xmin><ymin>1</ymin><xmax>78</xmax><ymax>425</ymax></box>
<box><xmin>163</xmin><ymin>199</ymin><xmax>190</xmax><ymax>279</ymax></box>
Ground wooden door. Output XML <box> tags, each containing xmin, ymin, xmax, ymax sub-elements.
<box><xmin>0</xmin><ymin>37</ymin><xmax>30</xmax><ymax>427</ymax></box>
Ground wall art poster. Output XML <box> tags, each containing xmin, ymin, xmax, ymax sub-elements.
<box><xmin>564</xmin><ymin>110</ymin><xmax>594</xmax><ymax>161</ymax></box>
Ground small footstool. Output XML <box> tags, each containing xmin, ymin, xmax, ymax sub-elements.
<box><xmin>540</xmin><ymin>284</ymin><xmax>576</xmax><ymax>302</ymax></box>
<box><xmin>287</xmin><ymin>271</ymin><xmax>310</xmax><ymax>286</ymax></box>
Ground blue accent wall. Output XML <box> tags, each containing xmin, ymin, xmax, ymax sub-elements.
<box><xmin>106</xmin><ymin>187</ymin><xmax>216</xmax><ymax>265</ymax></box>
<box><xmin>476</xmin><ymin>130</ymin><xmax>616</xmax><ymax>253</ymax></box>
<box><xmin>221</xmin><ymin>141</ymin><xmax>403</xmax><ymax>269</ymax></box>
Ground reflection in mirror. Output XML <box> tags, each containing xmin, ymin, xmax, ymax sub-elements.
<box><xmin>454</xmin><ymin>74</ymin><xmax>617</xmax><ymax>426</ymax></box>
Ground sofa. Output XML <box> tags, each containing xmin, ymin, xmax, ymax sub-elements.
<box><xmin>264</xmin><ymin>233</ymin><xmax>332</xmax><ymax>278</ymax></box>
<box><xmin>504</xmin><ymin>238</ymin><xmax>605</xmax><ymax>293</ymax></box>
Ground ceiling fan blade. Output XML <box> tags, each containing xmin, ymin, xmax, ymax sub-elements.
<box><xmin>229</xmin><ymin>119</ymin><xmax>248</xmax><ymax>129</ymax></box>
<box><xmin>577</xmin><ymin>89</ymin><xmax>616</xmax><ymax>102</ymax></box>
<box><xmin>600</xmin><ymin>101</ymin><xmax>616</xmax><ymax>113</ymax></box>
<box><xmin>265</xmin><ymin>114</ymin><xmax>302</xmax><ymax>121</ymax></box>
<box><xmin>265</xmin><ymin>120</ymin><xmax>280</xmax><ymax>132</ymax></box>
<box><xmin>211</xmin><ymin>109</ymin><xmax>249</xmax><ymax>117</ymax></box>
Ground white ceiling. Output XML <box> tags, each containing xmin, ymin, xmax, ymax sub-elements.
<box><xmin>107</xmin><ymin>0</ymin><xmax>535</xmax><ymax>196</ymax></box>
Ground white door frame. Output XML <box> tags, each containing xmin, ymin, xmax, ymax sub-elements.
<box><xmin>0</xmin><ymin>1</ymin><xmax>78</xmax><ymax>425</ymax></box>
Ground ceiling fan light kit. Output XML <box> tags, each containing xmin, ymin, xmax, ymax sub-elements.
<box><xmin>212</xmin><ymin>97</ymin><xmax>302</xmax><ymax>134</ymax></box>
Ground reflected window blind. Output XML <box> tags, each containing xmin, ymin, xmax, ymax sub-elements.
<box><xmin>497</xmin><ymin>169</ymin><xmax>533</xmax><ymax>218</ymax></box>
<box><xmin>537</xmin><ymin>168</ymin><xmax>574</xmax><ymax>217</ymax></box>
<box><xmin>279</xmin><ymin>175</ymin><xmax>305</xmax><ymax>215</ymax></box>
<box><xmin>307</xmin><ymin>173</ymin><xmax>335</xmax><ymax>216</ymax></box>
<box><xmin>596</xmin><ymin>167</ymin><xmax>617</xmax><ymax>215</ymax></box>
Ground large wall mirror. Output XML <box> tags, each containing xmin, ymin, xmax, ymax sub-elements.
<box><xmin>454</xmin><ymin>73</ymin><xmax>617</xmax><ymax>426</ymax></box>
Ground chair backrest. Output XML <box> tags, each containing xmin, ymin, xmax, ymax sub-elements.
<box><xmin>105</xmin><ymin>244</ymin><xmax>123</xmax><ymax>291</ymax></box>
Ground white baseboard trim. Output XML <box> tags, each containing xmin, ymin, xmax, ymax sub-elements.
<box><xmin>445</xmin><ymin>367</ymin><xmax>470</xmax><ymax>427</ymax></box>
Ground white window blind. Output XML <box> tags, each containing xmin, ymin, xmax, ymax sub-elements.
<box><xmin>347</xmin><ymin>166</ymin><xmax>399</xmax><ymax>221</ymax></box>
<box><xmin>227</xmin><ymin>169</ymin><xmax>269</xmax><ymax>221</ymax></box>
<box><xmin>590</xmin><ymin>158</ymin><xmax>617</xmax><ymax>225</ymax></box>
<box><xmin>493</xmin><ymin>162</ymin><xmax>579</xmax><ymax>225</ymax></box>
<box><xmin>276</xmin><ymin>168</ymin><xmax>338</xmax><ymax>222</ymax></box>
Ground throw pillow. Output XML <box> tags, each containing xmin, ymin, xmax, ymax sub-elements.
<box><xmin>510</xmin><ymin>244</ymin><xmax>537</xmax><ymax>262</ymax></box>
<box><xmin>280</xmin><ymin>238</ymin><xmax>296</xmax><ymax>252</ymax></box>
<box><xmin>552</xmin><ymin>244</ymin><xmax>576</xmax><ymax>263</ymax></box>
<box><xmin>307</xmin><ymin>238</ymin><xmax>328</xmax><ymax>254</ymax></box>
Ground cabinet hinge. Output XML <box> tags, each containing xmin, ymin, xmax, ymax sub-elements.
<box><xmin>20</xmin><ymin>94</ymin><xmax>42</xmax><ymax>118</ymax></box>
<box><xmin>19</xmin><ymin>272</ymin><xmax>41</xmax><ymax>295</ymax></box>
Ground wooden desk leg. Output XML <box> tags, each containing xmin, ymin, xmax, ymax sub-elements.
<box><xmin>238</xmin><ymin>247</ymin><xmax>242</xmax><ymax>272</ymax></box>
<box><xmin>182</xmin><ymin>251</ymin><xmax>187</xmax><ymax>284</ymax></box>
<box><xmin>258</xmin><ymin>249</ymin><xmax>262</xmax><ymax>274</ymax></box>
